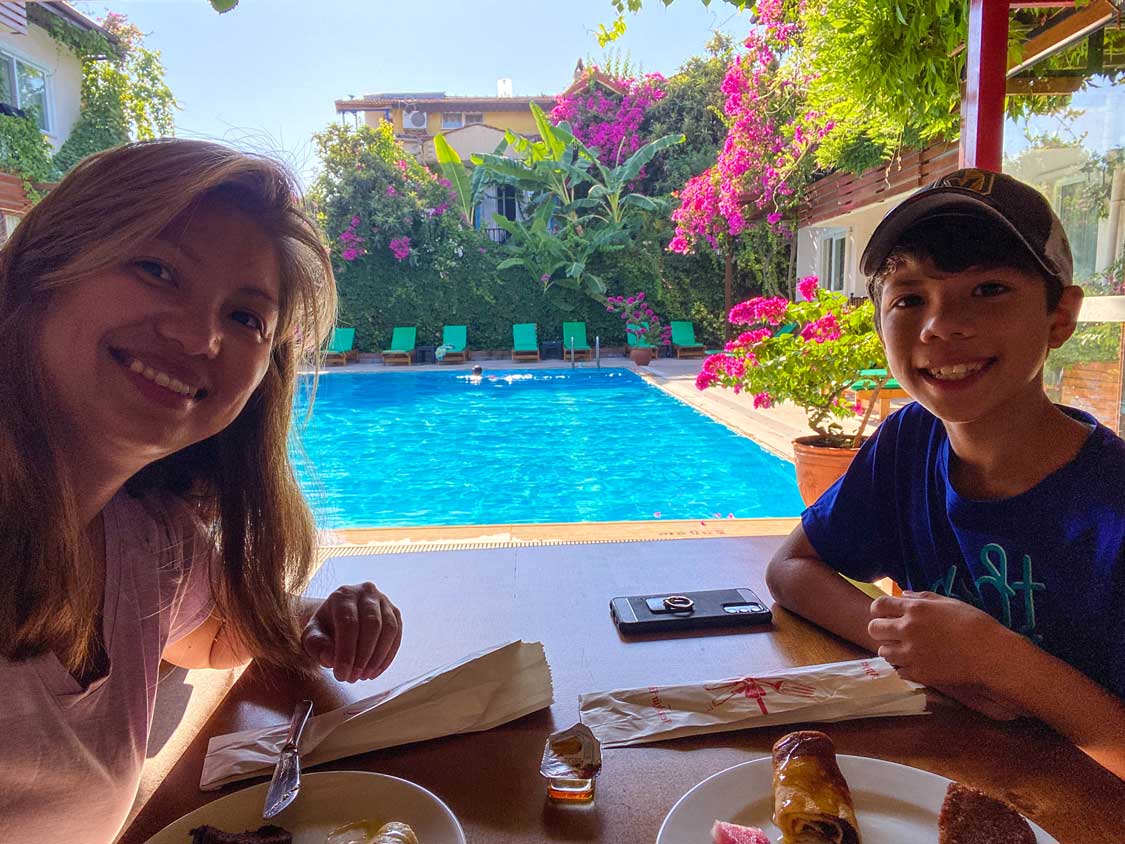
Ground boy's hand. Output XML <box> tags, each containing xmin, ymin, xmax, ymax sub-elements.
<box><xmin>301</xmin><ymin>582</ymin><xmax>402</xmax><ymax>683</ymax></box>
<box><xmin>867</xmin><ymin>590</ymin><xmax>1022</xmax><ymax>695</ymax></box>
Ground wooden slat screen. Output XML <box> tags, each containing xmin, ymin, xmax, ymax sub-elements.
<box><xmin>0</xmin><ymin>171</ymin><xmax>30</xmax><ymax>215</ymax></box>
<box><xmin>0</xmin><ymin>2</ymin><xmax>28</xmax><ymax>36</ymax></box>
<box><xmin>799</xmin><ymin>140</ymin><xmax>961</xmax><ymax>226</ymax></box>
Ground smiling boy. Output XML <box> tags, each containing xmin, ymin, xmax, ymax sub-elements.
<box><xmin>764</xmin><ymin>169</ymin><xmax>1125</xmax><ymax>778</ymax></box>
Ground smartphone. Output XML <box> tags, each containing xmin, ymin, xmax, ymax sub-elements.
<box><xmin>609</xmin><ymin>587</ymin><xmax>772</xmax><ymax>634</ymax></box>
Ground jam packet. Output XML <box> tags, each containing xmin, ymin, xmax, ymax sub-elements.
<box><xmin>540</xmin><ymin>722</ymin><xmax>602</xmax><ymax>802</ymax></box>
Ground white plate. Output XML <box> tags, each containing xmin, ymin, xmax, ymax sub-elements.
<box><xmin>656</xmin><ymin>755</ymin><xmax>1057</xmax><ymax>844</ymax></box>
<box><xmin>145</xmin><ymin>771</ymin><xmax>466</xmax><ymax>844</ymax></box>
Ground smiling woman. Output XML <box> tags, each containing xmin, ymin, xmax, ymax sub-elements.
<box><xmin>0</xmin><ymin>140</ymin><xmax>403</xmax><ymax>843</ymax></box>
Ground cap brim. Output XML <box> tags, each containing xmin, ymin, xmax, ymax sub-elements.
<box><xmin>859</xmin><ymin>190</ymin><xmax>1058</xmax><ymax>282</ymax></box>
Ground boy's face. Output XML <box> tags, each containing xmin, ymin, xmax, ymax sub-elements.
<box><xmin>877</xmin><ymin>254</ymin><xmax>1083</xmax><ymax>426</ymax></box>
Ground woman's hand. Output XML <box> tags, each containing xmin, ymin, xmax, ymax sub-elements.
<box><xmin>867</xmin><ymin>590</ymin><xmax>1022</xmax><ymax>697</ymax></box>
<box><xmin>301</xmin><ymin>583</ymin><xmax>402</xmax><ymax>683</ymax></box>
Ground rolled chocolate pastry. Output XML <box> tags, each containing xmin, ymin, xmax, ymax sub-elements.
<box><xmin>771</xmin><ymin>731</ymin><xmax>860</xmax><ymax>844</ymax></box>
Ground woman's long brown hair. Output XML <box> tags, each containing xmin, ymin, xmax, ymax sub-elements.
<box><xmin>0</xmin><ymin>139</ymin><xmax>337</xmax><ymax>674</ymax></box>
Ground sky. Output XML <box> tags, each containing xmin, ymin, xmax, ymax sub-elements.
<box><xmin>69</xmin><ymin>0</ymin><xmax>749</xmax><ymax>186</ymax></box>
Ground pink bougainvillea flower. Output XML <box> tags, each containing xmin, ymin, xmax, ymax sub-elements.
<box><xmin>798</xmin><ymin>275</ymin><xmax>820</xmax><ymax>301</ymax></box>
<box><xmin>800</xmin><ymin>313</ymin><xmax>842</xmax><ymax>343</ymax></box>
<box><xmin>386</xmin><ymin>185</ymin><xmax>397</xmax><ymax>196</ymax></box>
<box><xmin>341</xmin><ymin>246</ymin><xmax>359</xmax><ymax>262</ymax></box>
<box><xmin>752</xmin><ymin>392</ymin><xmax>773</xmax><ymax>409</ymax></box>
<box><xmin>729</xmin><ymin>296</ymin><xmax>789</xmax><ymax>326</ymax></box>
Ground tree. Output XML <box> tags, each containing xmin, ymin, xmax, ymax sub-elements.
<box><xmin>667</xmin><ymin>2</ymin><xmax>829</xmax><ymax>324</ymax></box>
<box><xmin>52</xmin><ymin>12</ymin><xmax>177</xmax><ymax>174</ymax></box>
<box><xmin>638</xmin><ymin>32</ymin><xmax>733</xmax><ymax>198</ymax></box>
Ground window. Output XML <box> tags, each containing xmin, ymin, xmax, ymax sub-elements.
<box><xmin>817</xmin><ymin>228</ymin><xmax>847</xmax><ymax>292</ymax></box>
<box><xmin>0</xmin><ymin>50</ymin><xmax>50</xmax><ymax>132</ymax></box>
<box><xmin>464</xmin><ymin>113</ymin><xmax>484</xmax><ymax>125</ymax></box>
<box><xmin>441</xmin><ymin>112</ymin><xmax>463</xmax><ymax>129</ymax></box>
<box><xmin>1055</xmin><ymin>178</ymin><xmax>1100</xmax><ymax>281</ymax></box>
<box><xmin>496</xmin><ymin>185</ymin><xmax>518</xmax><ymax>222</ymax></box>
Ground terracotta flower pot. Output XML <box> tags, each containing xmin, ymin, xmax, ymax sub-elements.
<box><xmin>791</xmin><ymin>435</ymin><xmax>866</xmax><ymax>505</ymax></box>
<box><xmin>630</xmin><ymin>347</ymin><xmax>655</xmax><ymax>366</ymax></box>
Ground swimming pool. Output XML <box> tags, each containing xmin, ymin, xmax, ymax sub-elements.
<box><xmin>294</xmin><ymin>369</ymin><xmax>804</xmax><ymax>528</ymax></box>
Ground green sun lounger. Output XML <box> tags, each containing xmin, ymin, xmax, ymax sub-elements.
<box><xmin>439</xmin><ymin>325</ymin><xmax>468</xmax><ymax>364</ymax></box>
<box><xmin>626</xmin><ymin>322</ymin><xmax>661</xmax><ymax>355</ymax></box>
<box><xmin>323</xmin><ymin>326</ymin><xmax>358</xmax><ymax>366</ymax></box>
<box><xmin>561</xmin><ymin>321</ymin><xmax>593</xmax><ymax>361</ymax></box>
<box><xmin>382</xmin><ymin>326</ymin><xmax>416</xmax><ymax>365</ymax></box>
<box><xmin>671</xmin><ymin>321</ymin><xmax>705</xmax><ymax>358</ymax></box>
<box><xmin>512</xmin><ymin>323</ymin><xmax>540</xmax><ymax>362</ymax></box>
<box><xmin>846</xmin><ymin>367</ymin><xmax>909</xmax><ymax>418</ymax></box>
<box><xmin>776</xmin><ymin>322</ymin><xmax>798</xmax><ymax>337</ymax></box>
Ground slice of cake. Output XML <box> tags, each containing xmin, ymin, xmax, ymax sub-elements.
<box><xmin>938</xmin><ymin>782</ymin><xmax>1036</xmax><ymax>844</ymax></box>
<box><xmin>188</xmin><ymin>825</ymin><xmax>293</xmax><ymax>844</ymax></box>
<box><xmin>711</xmin><ymin>819</ymin><xmax>771</xmax><ymax>844</ymax></box>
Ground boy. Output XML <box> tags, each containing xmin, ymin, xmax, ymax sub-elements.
<box><xmin>765</xmin><ymin>169</ymin><xmax>1125</xmax><ymax>778</ymax></box>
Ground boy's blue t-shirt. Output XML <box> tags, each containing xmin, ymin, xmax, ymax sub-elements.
<box><xmin>802</xmin><ymin>401</ymin><xmax>1125</xmax><ymax>698</ymax></box>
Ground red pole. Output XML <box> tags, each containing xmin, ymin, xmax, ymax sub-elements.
<box><xmin>960</xmin><ymin>0</ymin><xmax>1009</xmax><ymax>171</ymax></box>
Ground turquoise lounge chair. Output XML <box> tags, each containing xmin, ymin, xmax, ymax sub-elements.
<box><xmin>561</xmin><ymin>321</ymin><xmax>593</xmax><ymax>361</ymax></box>
<box><xmin>626</xmin><ymin>322</ymin><xmax>660</xmax><ymax>355</ymax></box>
<box><xmin>846</xmin><ymin>367</ymin><xmax>909</xmax><ymax>419</ymax></box>
<box><xmin>382</xmin><ymin>326</ymin><xmax>416</xmax><ymax>365</ymax></box>
<box><xmin>512</xmin><ymin>323</ymin><xmax>540</xmax><ymax>362</ymax></box>
<box><xmin>323</xmin><ymin>327</ymin><xmax>358</xmax><ymax>366</ymax></box>
<box><xmin>670</xmin><ymin>321</ymin><xmax>705</xmax><ymax>359</ymax></box>
<box><xmin>439</xmin><ymin>325</ymin><xmax>469</xmax><ymax>364</ymax></box>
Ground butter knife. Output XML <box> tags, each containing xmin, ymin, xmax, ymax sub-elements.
<box><xmin>262</xmin><ymin>699</ymin><xmax>313</xmax><ymax>819</ymax></box>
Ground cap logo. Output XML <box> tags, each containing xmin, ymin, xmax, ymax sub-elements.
<box><xmin>937</xmin><ymin>169</ymin><xmax>995</xmax><ymax>196</ymax></box>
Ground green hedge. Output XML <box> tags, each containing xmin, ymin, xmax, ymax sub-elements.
<box><xmin>335</xmin><ymin>230</ymin><xmax>757</xmax><ymax>353</ymax></box>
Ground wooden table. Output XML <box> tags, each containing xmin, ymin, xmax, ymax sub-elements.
<box><xmin>120</xmin><ymin>537</ymin><xmax>1125</xmax><ymax>844</ymax></box>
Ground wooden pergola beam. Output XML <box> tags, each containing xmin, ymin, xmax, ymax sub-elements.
<box><xmin>1005</xmin><ymin>75</ymin><xmax>1086</xmax><ymax>94</ymax></box>
<box><xmin>1008</xmin><ymin>0</ymin><xmax>1118</xmax><ymax>75</ymax></box>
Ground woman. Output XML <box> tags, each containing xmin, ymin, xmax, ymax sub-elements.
<box><xmin>0</xmin><ymin>139</ymin><xmax>402</xmax><ymax>840</ymax></box>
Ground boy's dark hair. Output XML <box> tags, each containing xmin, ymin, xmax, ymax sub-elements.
<box><xmin>866</xmin><ymin>214</ymin><xmax>1064</xmax><ymax>331</ymax></box>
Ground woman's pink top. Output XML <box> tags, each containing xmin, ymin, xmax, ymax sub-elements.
<box><xmin>0</xmin><ymin>490</ymin><xmax>215</xmax><ymax>842</ymax></box>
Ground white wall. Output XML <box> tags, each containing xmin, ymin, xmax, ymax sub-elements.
<box><xmin>796</xmin><ymin>192</ymin><xmax>910</xmax><ymax>298</ymax></box>
<box><xmin>1</xmin><ymin>19</ymin><xmax>84</xmax><ymax>152</ymax></box>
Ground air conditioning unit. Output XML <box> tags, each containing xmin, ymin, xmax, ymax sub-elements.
<box><xmin>402</xmin><ymin>109</ymin><xmax>428</xmax><ymax>130</ymax></box>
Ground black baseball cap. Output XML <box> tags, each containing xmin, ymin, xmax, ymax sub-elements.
<box><xmin>860</xmin><ymin>168</ymin><xmax>1073</xmax><ymax>287</ymax></box>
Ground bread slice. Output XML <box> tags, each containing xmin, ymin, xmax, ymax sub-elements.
<box><xmin>939</xmin><ymin>782</ymin><xmax>1036</xmax><ymax>844</ymax></box>
<box><xmin>188</xmin><ymin>825</ymin><xmax>293</xmax><ymax>844</ymax></box>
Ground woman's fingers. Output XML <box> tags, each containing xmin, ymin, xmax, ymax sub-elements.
<box><xmin>361</xmin><ymin>602</ymin><xmax>402</xmax><ymax>680</ymax></box>
<box><xmin>349</xmin><ymin>584</ymin><xmax>386</xmax><ymax>683</ymax></box>
<box><xmin>329</xmin><ymin>589</ymin><xmax>361</xmax><ymax>682</ymax></box>
<box><xmin>301</xmin><ymin>619</ymin><xmax>334</xmax><ymax>669</ymax></box>
<box><xmin>304</xmin><ymin>584</ymin><xmax>403</xmax><ymax>683</ymax></box>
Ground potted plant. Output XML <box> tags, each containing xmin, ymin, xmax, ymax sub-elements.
<box><xmin>605</xmin><ymin>292</ymin><xmax>672</xmax><ymax>366</ymax></box>
<box><xmin>696</xmin><ymin>276</ymin><xmax>890</xmax><ymax>503</ymax></box>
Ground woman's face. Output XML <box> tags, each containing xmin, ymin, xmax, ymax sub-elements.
<box><xmin>37</xmin><ymin>195</ymin><xmax>283</xmax><ymax>470</ymax></box>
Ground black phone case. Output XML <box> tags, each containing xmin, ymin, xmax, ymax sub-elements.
<box><xmin>610</xmin><ymin>587</ymin><xmax>772</xmax><ymax>633</ymax></box>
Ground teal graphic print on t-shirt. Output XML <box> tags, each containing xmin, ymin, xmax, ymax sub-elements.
<box><xmin>931</xmin><ymin>542</ymin><xmax>1046</xmax><ymax>642</ymax></box>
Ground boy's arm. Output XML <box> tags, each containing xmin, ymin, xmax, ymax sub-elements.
<box><xmin>765</xmin><ymin>524</ymin><xmax>880</xmax><ymax>652</ymax></box>
<box><xmin>870</xmin><ymin>591</ymin><xmax>1125</xmax><ymax>779</ymax></box>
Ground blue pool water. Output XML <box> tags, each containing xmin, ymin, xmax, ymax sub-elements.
<box><xmin>293</xmin><ymin>369</ymin><xmax>804</xmax><ymax>528</ymax></box>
